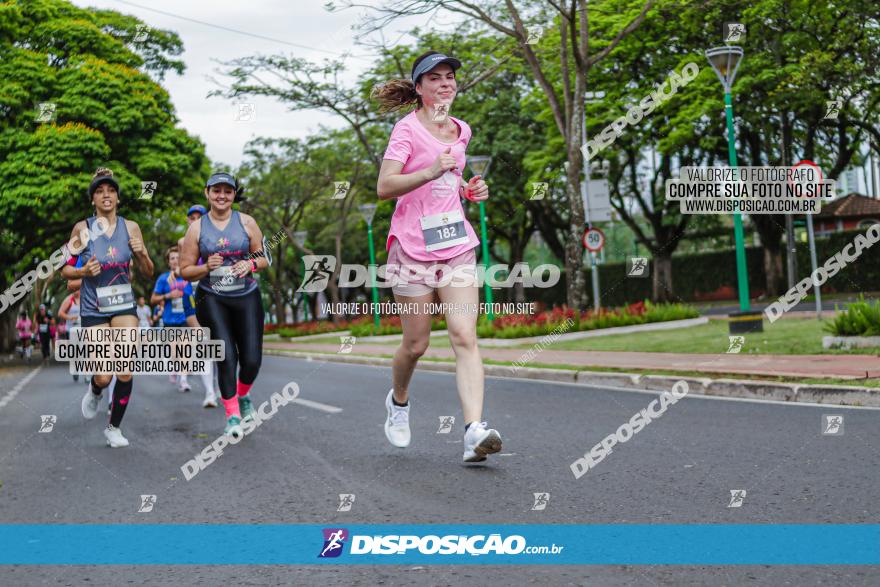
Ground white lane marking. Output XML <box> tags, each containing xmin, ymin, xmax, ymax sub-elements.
<box><xmin>0</xmin><ymin>365</ymin><xmax>43</xmax><ymax>412</ymax></box>
<box><xmin>290</xmin><ymin>398</ymin><xmax>342</xmax><ymax>413</ymax></box>
<box><xmin>274</xmin><ymin>355</ymin><xmax>880</xmax><ymax>411</ymax></box>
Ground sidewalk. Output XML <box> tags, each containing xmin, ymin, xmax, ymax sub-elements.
<box><xmin>263</xmin><ymin>341</ymin><xmax>880</xmax><ymax>380</ymax></box>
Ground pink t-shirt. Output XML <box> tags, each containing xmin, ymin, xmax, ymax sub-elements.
<box><xmin>16</xmin><ymin>318</ymin><xmax>31</xmax><ymax>338</ymax></box>
<box><xmin>382</xmin><ymin>110</ymin><xmax>480</xmax><ymax>262</ymax></box>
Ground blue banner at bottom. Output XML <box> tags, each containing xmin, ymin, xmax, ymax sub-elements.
<box><xmin>1</xmin><ymin>524</ymin><xmax>877</xmax><ymax>565</ymax></box>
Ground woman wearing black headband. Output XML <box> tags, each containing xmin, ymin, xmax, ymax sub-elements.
<box><xmin>179</xmin><ymin>172</ymin><xmax>268</xmax><ymax>439</ymax></box>
<box><xmin>372</xmin><ymin>51</ymin><xmax>502</xmax><ymax>463</ymax></box>
<box><xmin>61</xmin><ymin>167</ymin><xmax>154</xmax><ymax>448</ymax></box>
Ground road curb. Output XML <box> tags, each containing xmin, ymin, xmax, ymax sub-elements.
<box><xmin>263</xmin><ymin>349</ymin><xmax>880</xmax><ymax>407</ymax></box>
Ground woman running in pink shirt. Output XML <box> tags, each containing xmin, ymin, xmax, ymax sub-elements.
<box><xmin>16</xmin><ymin>311</ymin><xmax>33</xmax><ymax>361</ymax></box>
<box><xmin>373</xmin><ymin>51</ymin><xmax>502</xmax><ymax>463</ymax></box>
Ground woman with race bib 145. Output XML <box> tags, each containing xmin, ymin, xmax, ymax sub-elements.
<box><xmin>62</xmin><ymin>167</ymin><xmax>154</xmax><ymax>448</ymax></box>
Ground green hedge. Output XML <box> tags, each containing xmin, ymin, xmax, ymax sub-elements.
<box><xmin>594</xmin><ymin>229</ymin><xmax>880</xmax><ymax>306</ymax></box>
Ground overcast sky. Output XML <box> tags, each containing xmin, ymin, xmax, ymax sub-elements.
<box><xmin>71</xmin><ymin>0</ymin><xmax>440</xmax><ymax>168</ymax></box>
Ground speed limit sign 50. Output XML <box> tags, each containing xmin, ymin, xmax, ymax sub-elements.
<box><xmin>583</xmin><ymin>227</ymin><xmax>605</xmax><ymax>252</ymax></box>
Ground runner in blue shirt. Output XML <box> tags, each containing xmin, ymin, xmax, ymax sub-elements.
<box><xmin>151</xmin><ymin>245</ymin><xmax>195</xmax><ymax>392</ymax></box>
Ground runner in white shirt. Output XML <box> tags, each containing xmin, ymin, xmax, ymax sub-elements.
<box><xmin>136</xmin><ymin>297</ymin><xmax>152</xmax><ymax>328</ymax></box>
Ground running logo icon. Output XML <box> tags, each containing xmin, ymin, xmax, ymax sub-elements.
<box><xmin>531</xmin><ymin>492</ymin><xmax>550</xmax><ymax>511</ymax></box>
<box><xmin>140</xmin><ymin>181</ymin><xmax>157</xmax><ymax>200</ymax></box>
<box><xmin>726</xmin><ymin>336</ymin><xmax>745</xmax><ymax>354</ymax></box>
<box><xmin>727</xmin><ymin>489</ymin><xmax>746</xmax><ymax>508</ymax></box>
<box><xmin>138</xmin><ymin>494</ymin><xmax>157</xmax><ymax>513</ymax></box>
<box><xmin>822</xmin><ymin>415</ymin><xmax>844</xmax><ymax>435</ymax></box>
<box><xmin>338</xmin><ymin>336</ymin><xmax>356</xmax><ymax>354</ymax></box>
<box><xmin>36</xmin><ymin>102</ymin><xmax>56</xmax><ymax>123</ymax></box>
<box><xmin>332</xmin><ymin>182</ymin><xmax>350</xmax><ymax>200</ymax></box>
<box><xmin>627</xmin><ymin>257</ymin><xmax>649</xmax><ymax>278</ymax></box>
<box><xmin>234</xmin><ymin>103</ymin><xmax>255</xmax><ymax>122</ymax></box>
<box><xmin>437</xmin><ymin>416</ymin><xmax>455</xmax><ymax>434</ymax></box>
<box><xmin>337</xmin><ymin>494</ymin><xmax>355</xmax><ymax>512</ymax></box>
<box><xmin>824</xmin><ymin>99</ymin><xmax>842</xmax><ymax>120</ymax></box>
<box><xmin>38</xmin><ymin>415</ymin><xmax>56</xmax><ymax>433</ymax></box>
<box><xmin>297</xmin><ymin>255</ymin><xmax>337</xmax><ymax>293</ymax></box>
<box><xmin>133</xmin><ymin>24</ymin><xmax>150</xmax><ymax>43</ymax></box>
<box><xmin>318</xmin><ymin>528</ymin><xmax>348</xmax><ymax>558</ymax></box>
<box><xmin>431</xmin><ymin>103</ymin><xmax>449</xmax><ymax>122</ymax></box>
<box><xmin>724</xmin><ymin>23</ymin><xmax>746</xmax><ymax>42</ymax></box>
<box><xmin>530</xmin><ymin>182</ymin><xmax>548</xmax><ymax>201</ymax></box>
<box><xmin>525</xmin><ymin>26</ymin><xmax>543</xmax><ymax>45</ymax></box>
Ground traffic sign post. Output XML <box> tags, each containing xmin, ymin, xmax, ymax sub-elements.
<box><xmin>583</xmin><ymin>227</ymin><xmax>605</xmax><ymax>252</ymax></box>
<box><xmin>583</xmin><ymin>226</ymin><xmax>604</xmax><ymax>311</ymax></box>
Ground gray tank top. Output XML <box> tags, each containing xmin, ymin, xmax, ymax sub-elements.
<box><xmin>80</xmin><ymin>216</ymin><xmax>135</xmax><ymax>317</ymax></box>
<box><xmin>197</xmin><ymin>210</ymin><xmax>258</xmax><ymax>297</ymax></box>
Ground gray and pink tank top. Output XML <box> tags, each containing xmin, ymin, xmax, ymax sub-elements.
<box><xmin>79</xmin><ymin>216</ymin><xmax>135</xmax><ymax>317</ymax></box>
<box><xmin>197</xmin><ymin>210</ymin><xmax>258</xmax><ymax>297</ymax></box>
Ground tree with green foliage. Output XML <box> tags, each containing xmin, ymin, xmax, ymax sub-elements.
<box><xmin>0</xmin><ymin>0</ymin><xmax>209</xmax><ymax>348</ymax></box>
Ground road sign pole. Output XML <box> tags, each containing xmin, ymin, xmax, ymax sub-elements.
<box><xmin>582</xmin><ymin>225</ymin><xmax>605</xmax><ymax>311</ymax></box>
<box><xmin>301</xmin><ymin>255</ymin><xmax>309</xmax><ymax>322</ymax></box>
<box><xmin>805</xmin><ymin>213</ymin><xmax>822</xmax><ymax>319</ymax></box>
<box><xmin>590</xmin><ymin>251</ymin><xmax>601</xmax><ymax>312</ymax></box>
<box><xmin>366</xmin><ymin>223</ymin><xmax>381</xmax><ymax>328</ymax></box>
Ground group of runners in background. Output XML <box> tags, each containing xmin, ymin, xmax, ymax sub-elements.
<box><xmin>13</xmin><ymin>50</ymin><xmax>504</xmax><ymax>464</ymax></box>
<box><xmin>53</xmin><ymin>168</ymin><xmax>268</xmax><ymax>447</ymax></box>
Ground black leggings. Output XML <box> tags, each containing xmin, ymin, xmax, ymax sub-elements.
<box><xmin>195</xmin><ymin>288</ymin><xmax>264</xmax><ymax>400</ymax></box>
<box><xmin>39</xmin><ymin>333</ymin><xmax>51</xmax><ymax>358</ymax></box>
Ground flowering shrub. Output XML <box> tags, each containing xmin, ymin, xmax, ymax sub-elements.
<box><xmin>272</xmin><ymin>320</ymin><xmax>351</xmax><ymax>338</ymax></box>
<box><xmin>267</xmin><ymin>301</ymin><xmax>698</xmax><ymax>339</ymax></box>
<box><xmin>350</xmin><ymin>315</ymin><xmax>447</xmax><ymax>337</ymax></box>
<box><xmin>477</xmin><ymin>301</ymin><xmax>697</xmax><ymax>339</ymax></box>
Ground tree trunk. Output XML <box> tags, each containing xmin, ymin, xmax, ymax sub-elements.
<box><xmin>509</xmin><ymin>237</ymin><xmax>527</xmax><ymax>304</ymax></box>
<box><xmin>763</xmin><ymin>241</ymin><xmax>785</xmax><ymax>297</ymax></box>
<box><xmin>0</xmin><ymin>306</ymin><xmax>18</xmax><ymax>353</ymax></box>
<box><xmin>565</xmin><ymin>147</ymin><xmax>588</xmax><ymax>310</ymax></box>
<box><xmin>652</xmin><ymin>252</ymin><xmax>673</xmax><ymax>302</ymax></box>
<box><xmin>751</xmin><ymin>216</ymin><xmax>785</xmax><ymax>297</ymax></box>
<box><xmin>273</xmin><ymin>286</ymin><xmax>284</xmax><ymax>324</ymax></box>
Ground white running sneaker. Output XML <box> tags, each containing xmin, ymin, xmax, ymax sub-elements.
<box><xmin>104</xmin><ymin>425</ymin><xmax>129</xmax><ymax>448</ymax></box>
<box><xmin>462</xmin><ymin>422</ymin><xmax>502</xmax><ymax>462</ymax></box>
<box><xmin>178</xmin><ymin>380</ymin><xmax>191</xmax><ymax>393</ymax></box>
<box><xmin>384</xmin><ymin>389</ymin><xmax>411</xmax><ymax>448</ymax></box>
<box><xmin>202</xmin><ymin>391</ymin><xmax>218</xmax><ymax>408</ymax></box>
<box><xmin>81</xmin><ymin>388</ymin><xmax>102</xmax><ymax>420</ymax></box>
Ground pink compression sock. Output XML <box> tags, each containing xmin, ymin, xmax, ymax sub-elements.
<box><xmin>237</xmin><ymin>380</ymin><xmax>253</xmax><ymax>397</ymax></box>
<box><xmin>222</xmin><ymin>396</ymin><xmax>241</xmax><ymax>419</ymax></box>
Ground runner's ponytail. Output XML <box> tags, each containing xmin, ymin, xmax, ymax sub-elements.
<box><xmin>371</xmin><ymin>79</ymin><xmax>421</xmax><ymax>113</ymax></box>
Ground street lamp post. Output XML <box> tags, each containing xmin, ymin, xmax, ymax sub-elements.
<box><xmin>293</xmin><ymin>230</ymin><xmax>309</xmax><ymax>322</ymax></box>
<box><xmin>466</xmin><ymin>155</ymin><xmax>494</xmax><ymax>321</ymax></box>
<box><xmin>706</xmin><ymin>46</ymin><xmax>762</xmax><ymax>333</ymax></box>
<box><xmin>358</xmin><ymin>203</ymin><xmax>381</xmax><ymax>328</ymax></box>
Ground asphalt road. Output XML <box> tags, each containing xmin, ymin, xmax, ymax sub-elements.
<box><xmin>1</xmin><ymin>356</ymin><xmax>878</xmax><ymax>586</ymax></box>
